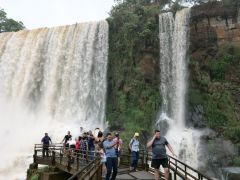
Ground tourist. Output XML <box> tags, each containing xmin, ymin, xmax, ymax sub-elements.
<box><xmin>113</xmin><ymin>132</ymin><xmax>123</xmax><ymax>167</ymax></box>
<box><xmin>41</xmin><ymin>133</ymin><xmax>52</xmax><ymax>157</ymax></box>
<box><xmin>80</xmin><ymin>132</ymin><xmax>88</xmax><ymax>161</ymax></box>
<box><xmin>61</xmin><ymin>131</ymin><xmax>72</xmax><ymax>148</ymax></box>
<box><xmin>129</xmin><ymin>132</ymin><xmax>140</xmax><ymax>172</ymax></box>
<box><xmin>75</xmin><ymin>137</ymin><xmax>81</xmax><ymax>161</ymax></box>
<box><xmin>103</xmin><ymin>132</ymin><xmax>118</xmax><ymax>180</ymax></box>
<box><xmin>94</xmin><ymin>128</ymin><xmax>104</xmax><ymax>143</ymax></box>
<box><xmin>68</xmin><ymin>138</ymin><xmax>76</xmax><ymax>163</ymax></box>
<box><xmin>88</xmin><ymin>130</ymin><xmax>95</xmax><ymax>160</ymax></box>
<box><xmin>147</xmin><ymin>130</ymin><xmax>176</xmax><ymax>180</ymax></box>
<box><xmin>96</xmin><ymin>143</ymin><xmax>107</xmax><ymax>178</ymax></box>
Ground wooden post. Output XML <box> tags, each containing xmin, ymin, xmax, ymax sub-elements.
<box><xmin>145</xmin><ymin>151</ymin><xmax>149</xmax><ymax>171</ymax></box>
<box><xmin>77</xmin><ymin>154</ymin><xmax>79</xmax><ymax>170</ymax></box>
<box><xmin>141</xmin><ymin>151</ymin><xmax>144</xmax><ymax>169</ymax></box>
<box><xmin>169</xmin><ymin>172</ymin><xmax>172</xmax><ymax>180</ymax></box>
<box><xmin>33</xmin><ymin>150</ymin><xmax>37</xmax><ymax>163</ymax></box>
<box><xmin>52</xmin><ymin>151</ymin><xmax>55</xmax><ymax>165</ymax></box>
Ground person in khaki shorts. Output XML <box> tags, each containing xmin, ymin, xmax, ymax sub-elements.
<box><xmin>147</xmin><ymin>130</ymin><xmax>176</xmax><ymax>180</ymax></box>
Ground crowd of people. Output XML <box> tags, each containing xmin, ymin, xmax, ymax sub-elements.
<box><xmin>41</xmin><ymin>128</ymin><xmax>176</xmax><ymax>180</ymax></box>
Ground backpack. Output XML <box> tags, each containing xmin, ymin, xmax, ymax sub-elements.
<box><xmin>128</xmin><ymin>139</ymin><xmax>135</xmax><ymax>153</ymax></box>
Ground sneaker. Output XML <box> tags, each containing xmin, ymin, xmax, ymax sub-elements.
<box><xmin>130</xmin><ymin>169</ymin><xmax>136</xmax><ymax>172</ymax></box>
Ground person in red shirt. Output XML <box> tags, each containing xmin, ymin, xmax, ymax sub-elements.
<box><xmin>75</xmin><ymin>137</ymin><xmax>81</xmax><ymax>160</ymax></box>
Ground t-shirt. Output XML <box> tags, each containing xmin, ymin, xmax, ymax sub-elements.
<box><xmin>129</xmin><ymin>138</ymin><xmax>139</xmax><ymax>152</ymax></box>
<box><xmin>63</xmin><ymin>135</ymin><xmax>72</xmax><ymax>144</ymax></box>
<box><xmin>152</xmin><ymin>137</ymin><xmax>169</xmax><ymax>159</ymax></box>
<box><xmin>103</xmin><ymin>140</ymin><xmax>117</xmax><ymax>158</ymax></box>
<box><xmin>41</xmin><ymin>136</ymin><xmax>51</xmax><ymax>145</ymax></box>
<box><xmin>88</xmin><ymin>136</ymin><xmax>95</xmax><ymax>150</ymax></box>
<box><xmin>80</xmin><ymin>139</ymin><xmax>88</xmax><ymax>151</ymax></box>
<box><xmin>76</xmin><ymin>140</ymin><xmax>80</xmax><ymax>150</ymax></box>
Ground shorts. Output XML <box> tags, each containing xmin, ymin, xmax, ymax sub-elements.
<box><xmin>101</xmin><ymin>156</ymin><xmax>106</xmax><ymax>163</ymax></box>
<box><xmin>70</xmin><ymin>144</ymin><xmax>76</xmax><ymax>149</ymax></box>
<box><xmin>116</xmin><ymin>150</ymin><xmax>121</xmax><ymax>157</ymax></box>
<box><xmin>151</xmin><ymin>158</ymin><xmax>168</xmax><ymax>169</ymax></box>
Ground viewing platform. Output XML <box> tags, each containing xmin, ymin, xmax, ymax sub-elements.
<box><xmin>30</xmin><ymin>144</ymin><xmax>213</xmax><ymax>180</ymax></box>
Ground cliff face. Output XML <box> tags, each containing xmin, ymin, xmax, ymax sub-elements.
<box><xmin>191</xmin><ymin>2</ymin><xmax>240</xmax><ymax>60</ymax></box>
<box><xmin>188</xmin><ymin>2</ymin><xmax>240</xmax><ymax>171</ymax></box>
<box><xmin>106</xmin><ymin>1</ymin><xmax>240</xmax><ymax>169</ymax></box>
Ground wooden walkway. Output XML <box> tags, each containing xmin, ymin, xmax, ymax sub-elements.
<box><xmin>117</xmin><ymin>167</ymin><xmax>155</xmax><ymax>179</ymax></box>
<box><xmin>32</xmin><ymin>144</ymin><xmax>213</xmax><ymax>180</ymax></box>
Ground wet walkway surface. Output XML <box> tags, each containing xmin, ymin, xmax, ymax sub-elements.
<box><xmin>116</xmin><ymin>167</ymin><xmax>155</xmax><ymax>180</ymax></box>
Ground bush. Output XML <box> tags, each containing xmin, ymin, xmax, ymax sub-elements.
<box><xmin>233</xmin><ymin>156</ymin><xmax>240</xmax><ymax>166</ymax></box>
<box><xmin>209</xmin><ymin>54</ymin><xmax>234</xmax><ymax>80</ymax></box>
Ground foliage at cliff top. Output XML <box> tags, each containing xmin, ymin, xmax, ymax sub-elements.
<box><xmin>0</xmin><ymin>8</ymin><xmax>25</xmax><ymax>33</ymax></box>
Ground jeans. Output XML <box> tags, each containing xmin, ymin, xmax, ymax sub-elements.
<box><xmin>42</xmin><ymin>144</ymin><xmax>49</xmax><ymax>157</ymax></box>
<box><xmin>105</xmin><ymin>157</ymin><xmax>118</xmax><ymax>180</ymax></box>
<box><xmin>131</xmin><ymin>151</ymin><xmax>139</xmax><ymax>170</ymax></box>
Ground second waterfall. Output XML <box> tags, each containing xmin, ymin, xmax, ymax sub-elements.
<box><xmin>157</xmin><ymin>8</ymin><xmax>201</xmax><ymax>168</ymax></box>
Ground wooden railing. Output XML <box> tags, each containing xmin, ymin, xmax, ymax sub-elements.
<box><xmin>33</xmin><ymin>144</ymin><xmax>102</xmax><ymax>179</ymax></box>
<box><xmin>33</xmin><ymin>144</ymin><xmax>213</xmax><ymax>180</ymax></box>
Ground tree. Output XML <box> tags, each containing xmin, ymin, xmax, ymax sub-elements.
<box><xmin>0</xmin><ymin>9</ymin><xmax>25</xmax><ymax>33</ymax></box>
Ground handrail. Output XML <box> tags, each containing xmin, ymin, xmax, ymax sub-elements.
<box><xmin>168</xmin><ymin>155</ymin><xmax>212</xmax><ymax>180</ymax></box>
<box><xmin>67</xmin><ymin>157</ymin><xmax>101</xmax><ymax>180</ymax></box>
<box><xmin>33</xmin><ymin>144</ymin><xmax>213</xmax><ymax>180</ymax></box>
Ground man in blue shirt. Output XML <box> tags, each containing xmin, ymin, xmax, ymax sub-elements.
<box><xmin>103</xmin><ymin>132</ymin><xmax>119</xmax><ymax>180</ymax></box>
<box><xmin>41</xmin><ymin>133</ymin><xmax>52</xmax><ymax>157</ymax></box>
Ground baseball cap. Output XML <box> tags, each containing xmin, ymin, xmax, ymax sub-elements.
<box><xmin>134</xmin><ymin>132</ymin><xmax>139</xmax><ymax>137</ymax></box>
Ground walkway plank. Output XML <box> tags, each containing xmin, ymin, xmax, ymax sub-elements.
<box><xmin>116</xmin><ymin>174</ymin><xmax>135</xmax><ymax>179</ymax></box>
<box><xmin>130</xmin><ymin>171</ymin><xmax>155</xmax><ymax>180</ymax></box>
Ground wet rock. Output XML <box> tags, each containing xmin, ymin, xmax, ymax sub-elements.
<box><xmin>197</xmin><ymin>132</ymin><xmax>238</xmax><ymax>179</ymax></box>
<box><xmin>187</xmin><ymin>105</ymin><xmax>206</xmax><ymax>128</ymax></box>
<box><xmin>222</xmin><ymin>167</ymin><xmax>240</xmax><ymax>180</ymax></box>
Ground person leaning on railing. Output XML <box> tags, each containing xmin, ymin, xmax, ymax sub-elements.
<box><xmin>147</xmin><ymin>130</ymin><xmax>176</xmax><ymax>180</ymax></box>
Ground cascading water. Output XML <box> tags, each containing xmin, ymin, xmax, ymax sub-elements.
<box><xmin>0</xmin><ymin>20</ymin><xmax>108</xmax><ymax>179</ymax></box>
<box><xmin>156</xmin><ymin>8</ymin><xmax>201</xmax><ymax>168</ymax></box>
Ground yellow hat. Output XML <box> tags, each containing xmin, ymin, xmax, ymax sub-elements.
<box><xmin>134</xmin><ymin>132</ymin><xmax>139</xmax><ymax>137</ymax></box>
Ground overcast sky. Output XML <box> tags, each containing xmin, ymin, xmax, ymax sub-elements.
<box><xmin>0</xmin><ymin>0</ymin><xmax>115</xmax><ymax>29</ymax></box>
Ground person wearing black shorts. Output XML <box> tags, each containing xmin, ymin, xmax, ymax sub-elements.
<box><xmin>62</xmin><ymin>131</ymin><xmax>72</xmax><ymax>148</ymax></box>
<box><xmin>147</xmin><ymin>130</ymin><xmax>176</xmax><ymax>180</ymax></box>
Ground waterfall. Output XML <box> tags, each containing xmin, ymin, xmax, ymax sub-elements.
<box><xmin>157</xmin><ymin>8</ymin><xmax>201</xmax><ymax>168</ymax></box>
<box><xmin>0</xmin><ymin>21</ymin><xmax>108</xmax><ymax>179</ymax></box>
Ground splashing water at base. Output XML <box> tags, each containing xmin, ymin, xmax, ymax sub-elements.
<box><xmin>0</xmin><ymin>21</ymin><xmax>108</xmax><ymax>179</ymax></box>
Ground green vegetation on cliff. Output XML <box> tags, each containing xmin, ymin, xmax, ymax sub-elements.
<box><xmin>106</xmin><ymin>1</ymin><xmax>161</xmax><ymax>141</ymax></box>
<box><xmin>189</xmin><ymin>44</ymin><xmax>240</xmax><ymax>144</ymax></box>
